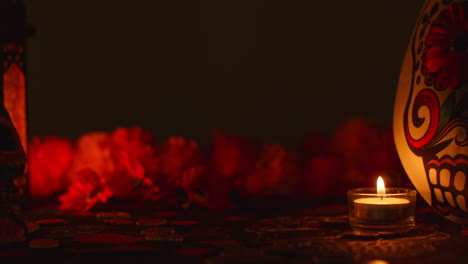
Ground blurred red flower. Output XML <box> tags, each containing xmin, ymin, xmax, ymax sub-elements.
<box><xmin>209</xmin><ymin>130</ymin><xmax>259</xmax><ymax>185</ymax></box>
<box><xmin>157</xmin><ymin>136</ymin><xmax>202</xmax><ymax>187</ymax></box>
<box><xmin>28</xmin><ymin>136</ymin><xmax>75</xmax><ymax>198</ymax></box>
<box><xmin>300</xmin><ymin>133</ymin><xmax>331</xmax><ymax>159</ymax></box>
<box><xmin>330</xmin><ymin>116</ymin><xmax>383</xmax><ymax>189</ymax></box>
<box><xmin>110</xmin><ymin>126</ymin><xmax>159</xmax><ymax>179</ymax></box>
<box><xmin>358</xmin><ymin>126</ymin><xmax>411</xmax><ymax>188</ymax></box>
<box><xmin>59</xmin><ymin>127</ymin><xmax>162</xmax><ymax>210</ymax></box>
<box><xmin>181</xmin><ymin>165</ymin><xmax>234</xmax><ymax>211</ymax></box>
<box><xmin>28</xmin><ymin>120</ymin><xmax>411</xmax><ymax>212</ymax></box>
<box><xmin>110</xmin><ymin>127</ymin><xmax>160</xmax><ymax>199</ymax></box>
<box><xmin>300</xmin><ymin>154</ymin><xmax>346</xmax><ymax>201</ymax></box>
<box><xmin>331</xmin><ymin>116</ymin><xmax>382</xmax><ymax>160</ymax></box>
<box><xmin>65</xmin><ymin>132</ymin><xmax>116</xmax><ymax>185</ymax></box>
<box><xmin>59</xmin><ymin>168</ymin><xmax>113</xmax><ymax>212</ymax></box>
<box><xmin>243</xmin><ymin>144</ymin><xmax>299</xmax><ymax>198</ymax></box>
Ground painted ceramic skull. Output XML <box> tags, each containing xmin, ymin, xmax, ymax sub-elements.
<box><xmin>394</xmin><ymin>0</ymin><xmax>468</xmax><ymax>224</ymax></box>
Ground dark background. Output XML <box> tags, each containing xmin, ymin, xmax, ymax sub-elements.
<box><xmin>23</xmin><ymin>0</ymin><xmax>425</xmax><ymax>150</ymax></box>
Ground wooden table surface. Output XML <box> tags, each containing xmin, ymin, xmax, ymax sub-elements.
<box><xmin>1</xmin><ymin>202</ymin><xmax>467</xmax><ymax>264</ymax></box>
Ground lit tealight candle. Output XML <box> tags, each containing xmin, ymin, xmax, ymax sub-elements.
<box><xmin>347</xmin><ymin>176</ymin><xmax>416</xmax><ymax>234</ymax></box>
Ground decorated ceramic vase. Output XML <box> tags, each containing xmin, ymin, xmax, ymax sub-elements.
<box><xmin>394</xmin><ymin>0</ymin><xmax>468</xmax><ymax>224</ymax></box>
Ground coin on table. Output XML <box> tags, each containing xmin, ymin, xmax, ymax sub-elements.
<box><xmin>28</xmin><ymin>238</ymin><xmax>60</xmax><ymax>249</ymax></box>
<box><xmin>169</xmin><ymin>220</ymin><xmax>200</xmax><ymax>226</ymax></box>
<box><xmin>103</xmin><ymin>218</ymin><xmax>134</xmax><ymax>225</ymax></box>
<box><xmin>136</xmin><ymin>218</ymin><xmax>167</xmax><ymax>227</ymax></box>
<box><xmin>25</xmin><ymin>221</ymin><xmax>40</xmax><ymax>233</ymax></box>
<box><xmin>200</xmin><ymin>239</ymin><xmax>242</xmax><ymax>246</ymax></box>
<box><xmin>36</xmin><ymin>218</ymin><xmax>66</xmax><ymax>226</ymax></box>
<box><xmin>176</xmin><ymin>247</ymin><xmax>214</xmax><ymax>256</ymax></box>
<box><xmin>96</xmin><ymin>212</ymin><xmax>132</xmax><ymax>220</ymax></box>
<box><xmin>146</xmin><ymin>233</ymin><xmax>183</xmax><ymax>242</ymax></box>
<box><xmin>140</xmin><ymin>227</ymin><xmax>175</xmax><ymax>236</ymax></box>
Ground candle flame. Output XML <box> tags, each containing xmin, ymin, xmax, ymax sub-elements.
<box><xmin>377</xmin><ymin>176</ymin><xmax>385</xmax><ymax>195</ymax></box>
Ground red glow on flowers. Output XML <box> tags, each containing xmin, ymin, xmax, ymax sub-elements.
<box><xmin>181</xmin><ymin>165</ymin><xmax>235</xmax><ymax>211</ymax></box>
<box><xmin>28</xmin><ymin>136</ymin><xmax>74</xmax><ymax>197</ymax></box>
<box><xmin>243</xmin><ymin>144</ymin><xmax>299</xmax><ymax>198</ymax></box>
<box><xmin>58</xmin><ymin>168</ymin><xmax>113</xmax><ymax>212</ymax></box>
<box><xmin>111</xmin><ymin>126</ymin><xmax>159</xmax><ymax>180</ymax></box>
<box><xmin>28</xmin><ymin>117</ymin><xmax>406</xmax><ymax>211</ymax></box>
<box><xmin>158</xmin><ymin>136</ymin><xmax>201</xmax><ymax>185</ymax></box>
<box><xmin>210</xmin><ymin>130</ymin><xmax>259</xmax><ymax>179</ymax></box>
<box><xmin>301</xmin><ymin>154</ymin><xmax>346</xmax><ymax>200</ymax></box>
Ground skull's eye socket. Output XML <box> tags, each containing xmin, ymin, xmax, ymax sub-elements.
<box><xmin>0</xmin><ymin>120</ymin><xmax>18</xmax><ymax>151</ymax></box>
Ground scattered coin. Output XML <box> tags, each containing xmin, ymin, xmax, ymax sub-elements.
<box><xmin>183</xmin><ymin>230</ymin><xmax>229</xmax><ymax>240</ymax></box>
<box><xmin>140</xmin><ymin>227</ymin><xmax>175</xmax><ymax>236</ymax></box>
<box><xmin>169</xmin><ymin>220</ymin><xmax>200</xmax><ymax>226</ymax></box>
<box><xmin>96</xmin><ymin>212</ymin><xmax>132</xmax><ymax>220</ymax></box>
<box><xmin>153</xmin><ymin>211</ymin><xmax>178</xmax><ymax>217</ymax></box>
<box><xmin>73</xmin><ymin>233</ymin><xmax>144</xmax><ymax>244</ymax></box>
<box><xmin>136</xmin><ymin>218</ymin><xmax>167</xmax><ymax>227</ymax></box>
<box><xmin>204</xmin><ymin>255</ymin><xmax>283</xmax><ymax>264</ymax></box>
<box><xmin>103</xmin><ymin>218</ymin><xmax>134</xmax><ymax>225</ymax></box>
<box><xmin>223</xmin><ymin>216</ymin><xmax>247</xmax><ymax>222</ymax></box>
<box><xmin>110</xmin><ymin>245</ymin><xmax>154</xmax><ymax>252</ymax></box>
<box><xmin>26</xmin><ymin>221</ymin><xmax>40</xmax><ymax>233</ymax></box>
<box><xmin>145</xmin><ymin>233</ymin><xmax>183</xmax><ymax>242</ymax></box>
<box><xmin>200</xmin><ymin>239</ymin><xmax>242</xmax><ymax>246</ymax></box>
<box><xmin>28</xmin><ymin>238</ymin><xmax>60</xmax><ymax>249</ymax></box>
<box><xmin>36</xmin><ymin>218</ymin><xmax>65</xmax><ymax>226</ymax></box>
<box><xmin>175</xmin><ymin>247</ymin><xmax>213</xmax><ymax>256</ymax></box>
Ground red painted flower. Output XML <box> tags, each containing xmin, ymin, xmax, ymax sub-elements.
<box><xmin>424</xmin><ymin>3</ymin><xmax>468</xmax><ymax>89</ymax></box>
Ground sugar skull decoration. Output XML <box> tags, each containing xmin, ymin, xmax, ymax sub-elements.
<box><xmin>0</xmin><ymin>103</ymin><xmax>27</xmax><ymax>242</ymax></box>
<box><xmin>0</xmin><ymin>0</ymin><xmax>31</xmax><ymax>242</ymax></box>
<box><xmin>394</xmin><ymin>0</ymin><xmax>468</xmax><ymax>224</ymax></box>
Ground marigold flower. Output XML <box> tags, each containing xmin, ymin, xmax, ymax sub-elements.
<box><xmin>243</xmin><ymin>144</ymin><xmax>299</xmax><ymax>198</ymax></box>
<box><xmin>300</xmin><ymin>154</ymin><xmax>346</xmax><ymax>201</ymax></box>
<box><xmin>210</xmin><ymin>130</ymin><xmax>259</xmax><ymax>179</ymax></box>
<box><xmin>59</xmin><ymin>168</ymin><xmax>113</xmax><ymax>212</ymax></box>
<box><xmin>66</xmin><ymin>132</ymin><xmax>116</xmax><ymax>184</ymax></box>
<box><xmin>330</xmin><ymin>116</ymin><xmax>382</xmax><ymax>161</ymax></box>
<box><xmin>181</xmin><ymin>165</ymin><xmax>234</xmax><ymax>211</ymax></box>
<box><xmin>28</xmin><ymin>136</ymin><xmax>75</xmax><ymax>197</ymax></box>
<box><xmin>158</xmin><ymin>136</ymin><xmax>201</xmax><ymax>185</ymax></box>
